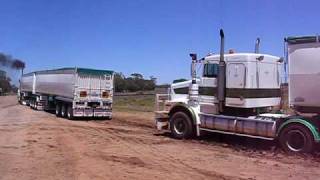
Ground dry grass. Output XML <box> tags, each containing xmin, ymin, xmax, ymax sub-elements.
<box><xmin>113</xmin><ymin>94</ymin><xmax>155</xmax><ymax>112</ymax></box>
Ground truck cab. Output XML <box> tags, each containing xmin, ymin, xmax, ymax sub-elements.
<box><xmin>155</xmin><ymin>30</ymin><xmax>320</xmax><ymax>153</ymax></box>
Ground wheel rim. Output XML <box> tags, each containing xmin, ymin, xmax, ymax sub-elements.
<box><xmin>286</xmin><ymin>130</ymin><xmax>306</xmax><ymax>152</ymax></box>
<box><xmin>174</xmin><ymin>118</ymin><xmax>186</xmax><ymax>135</ymax></box>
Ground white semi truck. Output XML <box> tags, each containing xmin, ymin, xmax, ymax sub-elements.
<box><xmin>155</xmin><ymin>30</ymin><xmax>320</xmax><ymax>153</ymax></box>
<box><xmin>19</xmin><ymin>67</ymin><xmax>114</xmax><ymax>119</ymax></box>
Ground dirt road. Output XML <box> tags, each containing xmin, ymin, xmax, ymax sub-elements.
<box><xmin>1</xmin><ymin>96</ymin><xmax>320</xmax><ymax>180</ymax></box>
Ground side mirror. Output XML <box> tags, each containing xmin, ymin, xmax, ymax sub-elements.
<box><xmin>256</xmin><ymin>56</ymin><xmax>264</xmax><ymax>61</ymax></box>
<box><xmin>278</xmin><ymin>57</ymin><xmax>284</xmax><ymax>63</ymax></box>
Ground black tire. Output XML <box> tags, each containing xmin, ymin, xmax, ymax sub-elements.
<box><xmin>279</xmin><ymin>124</ymin><xmax>314</xmax><ymax>153</ymax></box>
<box><xmin>34</xmin><ymin>102</ymin><xmax>38</xmax><ymax>110</ymax></box>
<box><xmin>29</xmin><ymin>100</ymin><xmax>34</xmax><ymax>109</ymax></box>
<box><xmin>67</xmin><ymin>105</ymin><xmax>74</xmax><ymax>120</ymax></box>
<box><xmin>55</xmin><ymin>103</ymin><xmax>61</xmax><ymax>117</ymax></box>
<box><xmin>169</xmin><ymin>112</ymin><xmax>194</xmax><ymax>139</ymax></box>
<box><xmin>32</xmin><ymin>100</ymin><xmax>36</xmax><ymax>109</ymax></box>
<box><xmin>26</xmin><ymin>100</ymin><xmax>30</xmax><ymax>106</ymax></box>
<box><xmin>61</xmin><ymin>104</ymin><xmax>67</xmax><ymax>117</ymax></box>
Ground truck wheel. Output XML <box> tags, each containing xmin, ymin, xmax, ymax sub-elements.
<box><xmin>32</xmin><ymin>100</ymin><xmax>36</xmax><ymax>109</ymax></box>
<box><xmin>67</xmin><ymin>105</ymin><xmax>74</xmax><ymax>120</ymax></box>
<box><xmin>29</xmin><ymin>100</ymin><xmax>34</xmax><ymax>109</ymax></box>
<box><xmin>34</xmin><ymin>102</ymin><xmax>38</xmax><ymax>110</ymax></box>
<box><xmin>279</xmin><ymin>124</ymin><xmax>314</xmax><ymax>153</ymax></box>
<box><xmin>61</xmin><ymin>104</ymin><xmax>67</xmax><ymax>117</ymax></box>
<box><xmin>169</xmin><ymin>112</ymin><xmax>194</xmax><ymax>139</ymax></box>
<box><xmin>55</xmin><ymin>103</ymin><xmax>61</xmax><ymax>117</ymax></box>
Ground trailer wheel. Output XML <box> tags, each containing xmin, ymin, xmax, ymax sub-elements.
<box><xmin>67</xmin><ymin>105</ymin><xmax>74</xmax><ymax>120</ymax></box>
<box><xmin>55</xmin><ymin>103</ymin><xmax>61</xmax><ymax>117</ymax></box>
<box><xmin>18</xmin><ymin>99</ymin><xmax>22</xmax><ymax>105</ymax></box>
<box><xmin>32</xmin><ymin>100</ymin><xmax>36</xmax><ymax>110</ymax></box>
<box><xmin>169</xmin><ymin>112</ymin><xmax>194</xmax><ymax>139</ymax></box>
<box><xmin>29</xmin><ymin>100</ymin><xmax>34</xmax><ymax>109</ymax></box>
<box><xmin>61</xmin><ymin>104</ymin><xmax>67</xmax><ymax>117</ymax></box>
<box><xmin>279</xmin><ymin>124</ymin><xmax>314</xmax><ymax>153</ymax></box>
<box><xmin>34</xmin><ymin>102</ymin><xmax>38</xmax><ymax>110</ymax></box>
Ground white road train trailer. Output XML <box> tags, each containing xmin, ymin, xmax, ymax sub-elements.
<box><xmin>155</xmin><ymin>30</ymin><xmax>320</xmax><ymax>153</ymax></box>
<box><xmin>19</xmin><ymin>68</ymin><xmax>114</xmax><ymax>119</ymax></box>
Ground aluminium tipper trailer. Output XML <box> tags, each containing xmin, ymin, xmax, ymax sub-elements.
<box><xmin>287</xmin><ymin>35</ymin><xmax>320</xmax><ymax>113</ymax></box>
<box><xmin>19</xmin><ymin>67</ymin><xmax>114</xmax><ymax>119</ymax></box>
<box><xmin>155</xmin><ymin>30</ymin><xmax>320</xmax><ymax>153</ymax></box>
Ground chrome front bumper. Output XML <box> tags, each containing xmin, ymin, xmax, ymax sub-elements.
<box><xmin>154</xmin><ymin>110</ymin><xmax>169</xmax><ymax>130</ymax></box>
<box><xmin>73</xmin><ymin>108</ymin><xmax>112</xmax><ymax>117</ymax></box>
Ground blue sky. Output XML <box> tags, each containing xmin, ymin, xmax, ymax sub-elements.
<box><xmin>0</xmin><ymin>0</ymin><xmax>319</xmax><ymax>84</ymax></box>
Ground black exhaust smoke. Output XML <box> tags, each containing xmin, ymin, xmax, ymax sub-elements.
<box><xmin>0</xmin><ymin>53</ymin><xmax>25</xmax><ymax>70</ymax></box>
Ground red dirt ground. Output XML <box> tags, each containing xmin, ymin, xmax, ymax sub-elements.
<box><xmin>1</xmin><ymin>96</ymin><xmax>320</xmax><ymax>180</ymax></box>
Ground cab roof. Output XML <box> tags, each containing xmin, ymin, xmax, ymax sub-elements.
<box><xmin>203</xmin><ymin>53</ymin><xmax>281</xmax><ymax>63</ymax></box>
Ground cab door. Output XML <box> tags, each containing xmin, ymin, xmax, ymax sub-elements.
<box><xmin>199</xmin><ymin>63</ymin><xmax>219</xmax><ymax>103</ymax></box>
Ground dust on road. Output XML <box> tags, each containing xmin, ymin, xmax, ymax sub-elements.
<box><xmin>0</xmin><ymin>96</ymin><xmax>319</xmax><ymax>180</ymax></box>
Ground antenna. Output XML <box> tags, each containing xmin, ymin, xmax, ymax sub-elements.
<box><xmin>283</xmin><ymin>38</ymin><xmax>288</xmax><ymax>84</ymax></box>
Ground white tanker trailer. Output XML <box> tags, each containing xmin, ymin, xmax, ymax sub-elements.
<box><xmin>155</xmin><ymin>30</ymin><xmax>320</xmax><ymax>153</ymax></box>
<box><xmin>19</xmin><ymin>67</ymin><xmax>114</xmax><ymax>119</ymax></box>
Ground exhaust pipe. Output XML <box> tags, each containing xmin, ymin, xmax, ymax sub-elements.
<box><xmin>255</xmin><ymin>38</ymin><xmax>260</xmax><ymax>53</ymax></box>
<box><xmin>217</xmin><ymin>29</ymin><xmax>226</xmax><ymax>113</ymax></box>
<box><xmin>188</xmin><ymin>53</ymin><xmax>199</xmax><ymax>106</ymax></box>
<box><xmin>190</xmin><ymin>53</ymin><xmax>197</xmax><ymax>84</ymax></box>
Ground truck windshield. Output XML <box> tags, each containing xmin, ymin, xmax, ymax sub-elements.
<box><xmin>203</xmin><ymin>63</ymin><xmax>219</xmax><ymax>78</ymax></box>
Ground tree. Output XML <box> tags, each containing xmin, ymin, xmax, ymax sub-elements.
<box><xmin>126</xmin><ymin>77</ymin><xmax>140</xmax><ymax>92</ymax></box>
<box><xmin>0</xmin><ymin>77</ymin><xmax>12</xmax><ymax>93</ymax></box>
<box><xmin>150</xmin><ymin>76</ymin><xmax>157</xmax><ymax>84</ymax></box>
<box><xmin>114</xmin><ymin>72</ymin><xmax>127</xmax><ymax>92</ymax></box>
<box><xmin>131</xmin><ymin>73</ymin><xmax>143</xmax><ymax>79</ymax></box>
<box><xmin>114</xmin><ymin>72</ymin><xmax>157</xmax><ymax>92</ymax></box>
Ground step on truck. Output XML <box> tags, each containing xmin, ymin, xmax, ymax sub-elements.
<box><xmin>18</xmin><ymin>67</ymin><xmax>114</xmax><ymax>119</ymax></box>
<box><xmin>155</xmin><ymin>29</ymin><xmax>320</xmax><ymax>153</ymax></box>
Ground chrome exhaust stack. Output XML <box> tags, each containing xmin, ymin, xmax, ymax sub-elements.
<box><xmin>188</xmin><ymin>53</ymin><xmax>199</xmax><ymax>106</ymax></box>
<box><xmin>255</xmin><ymin>38</ymin><xmax>260</xmax><ymax>54</ymax></box>
<box><xmin>217</xmin><ymin>29</ymin><xmax>226</xmax><ymax>113</ymax></box>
